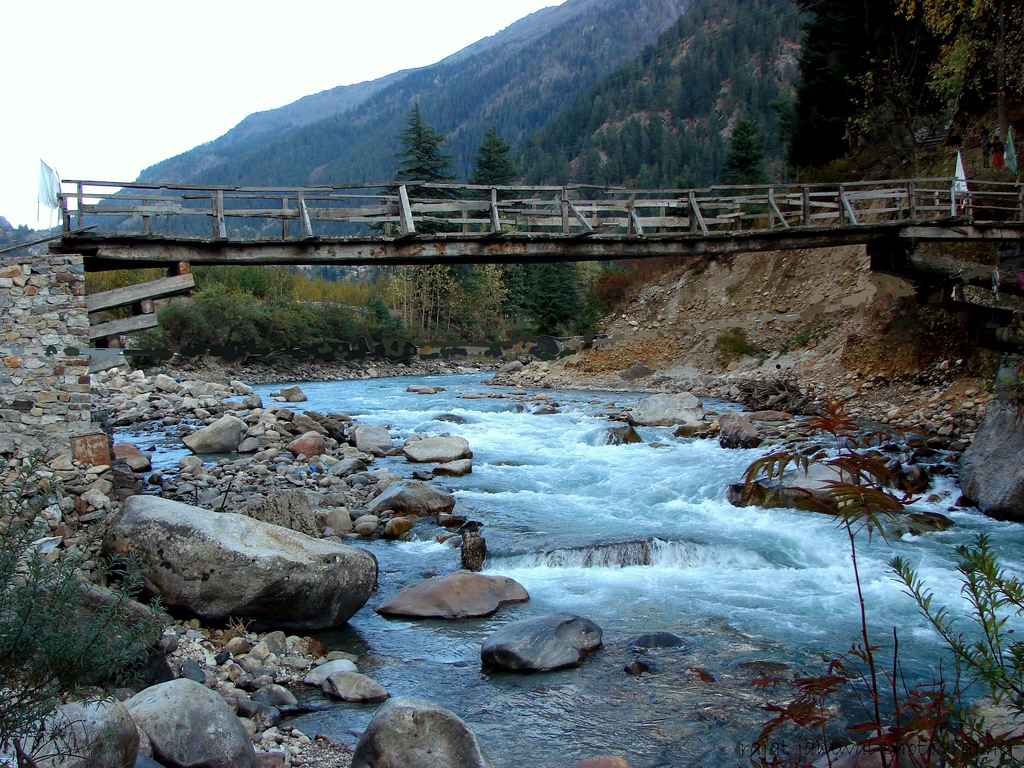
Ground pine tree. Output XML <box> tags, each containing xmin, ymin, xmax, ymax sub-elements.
<box><xmin>721</xmin><ymin>118</ymin><xmax>769</xmax><ymax>185</ymax></box>
<box><xmin>395</xmin><ymin>104</ymin><xmax>455</xmax><ymax>186</ymax></box>
<box><xmin>470</xmin><ymin>126</ymin><xmax>519</xmax><ymax>186</ymax></box>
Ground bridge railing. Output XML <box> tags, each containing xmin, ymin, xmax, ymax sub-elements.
<box><xmin>58</xmin><ymin>178</ymin><xmax>1024</xmax><ymax>241</ymax></box>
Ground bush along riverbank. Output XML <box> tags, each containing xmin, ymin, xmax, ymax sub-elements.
<box><xmin>4</xmin><ymin>359</ymin><xmax>1023</xmax><ymax>767</ymax></box>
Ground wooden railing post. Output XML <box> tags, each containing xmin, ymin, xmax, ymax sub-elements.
<box><xmin>60</xmin><ymin>193</ymin><xmax>70</xmax><ymax>233</ymax></box>
<box><xmin>76</xmin><ymin>182</ymin><xmax>84</xmax><ymax>231</ymax></box>
<box><xmin>907</xmin><ymin>181</ymin><xmax>917</xmax><ymax>220</ymax></box>
<box><xmin>398</xmin><ymin>185</ymin><xmax>416</xmax><ymax>235</ymax></box>
<box><xmin>1018</xmin><ymin>184</ymin><xmax>1024</xmax><ymax>222</ymax></box>
<box><xmin>213</xmin><ymin>190</ymin><xmax>227</xmax><ymax>239</ymax></box>
<box><xmin>297</xmin><ymin>191</ymin><xmax>312</xmax><ymax>239</ymax></box>
<box><xmin>142</xmin><ymin>198</ymin><xmax>150</xmax><ymax>235</ymax></box>
<box><xmin>489</xmin><ymin>188</ymin><xmax>501</xmax><ymax>234</ymax></box>
<box><xmin>688</xmin><ymin>191</ymin><xmax>708</xmax><ymax>235</ymax></box>
<box><xmin>837</xmin><ymin>185</ymin><xmax>846</xmax><ymax>226</ymax></box>
<box><xmin>282</xmin><ymin>197</ymin><xmax>290</xmax><ymax>239</ymax></box>
<box><xmin>561</xmin><ymin>188</ymin><xmax>570</xmax><ymax>233</ymax></box>
<box><xmin>801</xmin><ymin>186</ymin><xmax>810</xmax><ymax>226</ymax></box>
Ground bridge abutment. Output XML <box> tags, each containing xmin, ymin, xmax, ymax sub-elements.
<box><xmin>0</xmin><ymin>253</ymin><xmax>96</xmax><ymax>459</ymax></box>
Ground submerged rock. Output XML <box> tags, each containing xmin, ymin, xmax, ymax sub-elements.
<box><xmin>375</xmin><ymin>571</ymin><xmax>529</xmax><ymax>619</ymax></box>
<box><xmin>481</xmin><ymin>613</ymin><xmax>603</xmax><ymax>671</ymax></box>
<box><xmin>604</xmin><ymin>426</ymin><xmax>643</xmax><ymax>445</ymax></box>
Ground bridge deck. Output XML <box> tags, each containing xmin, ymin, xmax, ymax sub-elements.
<box><xmin>53</xmin><ymin>178</ymin><xmax>1024</xmax><ymax>268</ymax></box>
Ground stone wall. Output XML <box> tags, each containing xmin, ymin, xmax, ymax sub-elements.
<box><xmin>0</xmin><ymin>253</ymin><xmax>93</xmax><ymax>457</ymax></box>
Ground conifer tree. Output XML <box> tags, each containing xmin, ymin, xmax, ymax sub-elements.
<box><xmin>470</xmin><ymin>126</ymin><xmax>518</xmax><ymax>186</ymax></box>
<box><xmin>395</xmin><ymin>104</ymin><xmax>455</xmax><ymax>187</ymax></box>
<box><xmin>721</xmin><ymin>118</ymin><xmax>769</xmax><ymax>185</ymax></box>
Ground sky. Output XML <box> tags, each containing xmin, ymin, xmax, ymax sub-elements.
<box><xmin>1</xmin><ymin>0</ymin><xmax>566</xmax><ymax>230</ymax></box>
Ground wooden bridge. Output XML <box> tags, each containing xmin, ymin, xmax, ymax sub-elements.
<box><xmin>49</xmin><ymin>178</ymin><xmax>1024</xmax><ymax>347</ymax></box>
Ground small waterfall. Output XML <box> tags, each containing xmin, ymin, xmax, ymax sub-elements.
<box><xmin>489</xmin><ymin>537</ymin><xmax>775</xmax><ymax>570</ymax></box>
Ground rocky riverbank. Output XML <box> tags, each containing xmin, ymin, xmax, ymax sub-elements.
<box><xmin>5</xmin><ymin>356</ymin><xmax>1016</xmax><ymax>768</ymax></box>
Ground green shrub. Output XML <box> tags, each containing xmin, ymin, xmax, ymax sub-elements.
<box><xmin>715</xmin><ymin>327</ymin><xmax>759</xmax><ymax>364</ymax></box>
<box><xmin>0</xmin><ymin>459</ymin><xmax>162</xmax><ymax>761</ymax></box>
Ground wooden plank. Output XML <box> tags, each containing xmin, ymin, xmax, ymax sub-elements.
<box><xmin>298</xmin><ymin>193</ymin><xmax>313</xmax><ymax>238</ymax></box>
<box><xmin>214</xmin><ymin>190</ymin><xmax>227</xmax><ymax>239</ymax></box>
<box><xmin>88</xmin><ymin>313</ymin><xmax>160</xmax><ymax>340</ymax></box>
<box><xmin>689</xmin><ymin>191</ymin><xmax>708</xmax><ymax>235</ymax></box>
<box><xmin>398</xmin><ymin>185</ymin><xmax>416</xmax><ymax>235</ymax></box>
<box><xmin>87</xmin><ymin>273</ymin><xmax>195</xmax><ymax>313</ymax></box>
<box><xmin>566</xmin><ymin>202</ymin><xmax>595</xmax><ymax>234</ymax></box>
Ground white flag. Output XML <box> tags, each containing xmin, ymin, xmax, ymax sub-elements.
<box><xmin>38</xmin><ymin>160</ymin><xmax>60</xmax><ymax>210</ymax></box>
<box><xmin>951</xmin><ymin>150</ymin><xmax>969</xmax><ymax>215</ymax></box>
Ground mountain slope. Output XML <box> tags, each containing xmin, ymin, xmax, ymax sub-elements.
<box><xmin>139</xmin><ymin>0</ymin><xmax>695</xmax><ymax>188</ymax></box>
<box><xmin>520</xmin><ymin>0</ymin><xmax>804</xmax><ymax>187</ymax></box>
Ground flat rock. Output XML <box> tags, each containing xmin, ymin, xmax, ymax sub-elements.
<box><xmin>322</xmin><ymin>671</ymin><xmax>388</xmax><ymax>703</ymax></box>
<box><xmin>627</xmin><ymin>393</ymin><xmax>703</xmax><ymax>428</ymax></box>
<box><xmin>376</xmin><ymin>571</ymin><xmax>529</xmax><ymax>619</ymax></box>
<box><xmin>103</xmin><ymin>496</ymin><xmax>377</xmax><ymax>632</ymax></box>
<box><xmin>433</xmin><ymin>459</ymin><xmax>472</xmax><ymax>476</ymax></box>
<box><xmin>403</xmin><ymin>436</ymin><xmax>472</xmax><ymax>463</ymax></box>
<box><xmin>481</xmin><ymin>612</ymin><xmax>603</xmax><ymax>671</ymax></box>
<box><xmin>303</xmin><ymin>659</ymin><xmax>358</xmax><ymax>686</ymax></box>
<box><xmin>351</xmin><ymin>697</ymin><xmax>493</xmax><ymax>768</ymax></box>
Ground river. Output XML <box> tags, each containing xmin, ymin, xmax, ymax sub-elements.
<box><xmin>119</xmin><ymin>373</ymin><xmax>1024</xmax><ymax>767</ymax></box>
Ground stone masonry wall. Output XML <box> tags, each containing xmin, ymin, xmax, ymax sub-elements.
<box><xmin>0</xmin><ymin>253</ymin><xmax>93</xmax><ymax>457</ymax></box>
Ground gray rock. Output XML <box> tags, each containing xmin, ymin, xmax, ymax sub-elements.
<box><xmin>280</xmin><ymin>385</ymin><xmax>307</xmax><ymax>403</ymax></box>
<box><xmin>367</xmin><ymin>480</ymin><xmax>455</xmax><ymax>517</ymax></box>
<box><xmin>628</xmin><ymin>393</ymin><xmax>704</xmax><ymax>430</ymax></box>
<box><xmin>28</xmin><ymin>698</ymin><xmax>139</xmax><ymax>768</ymax></box>
<box><xmin>242</xmin><ymin>394</ymin><xmax>263</xmax><ymax>410</ymax></box>
<box><xmin>352</xmin><ymin>697</ymin><xmax>493</xmax><ymax>768</ymax></box>
<box><xmin>327</xmin><ymin>457</ymin><xmax>367</xmax><ymax>477</ymax></box>
<box><xmin>353</xmin><ymin>425</ymin><xmax>393</xmax><ymax>457</ymax></box>
<box><xmin>620</xmin><ymin>363</ymin><xmax>655</xmax><ymax>381</ymax></box>
<box><xmin>403</xmin><ymin>436</ymin><xmax>472</xmax><ymax>463</ymax></box>
<box><xmin>717</xmin><ymin>411</ymin><xmax>762</xmax><ymax>449</ymax></box>
<box><xmin>303</xmin><ymin>659</ymin><xmax>358</xmax><ymax>686</ymax></box>
<box><xmin>727</xmin><ymin>463</ymin><xmax>844</xmax><ymax>513</ymax></box>
<box><xmin>183</xmin><ymin>415</ymin><xmax>246</xmax><ymax>454</ymax></box>
<box><xmin>604</xmin><ymin>426</ymin><xmax>643</xmax><ymax>445</ymax></box>
<box><xmin>376</xmin><ymin>571</ymin><xmax>529</xmax><ymax>619</ymax></box>
<box><xmin>497</xmin><ymin>360</ymin><xmax>524</xmax><ymax>375</ymax></box>
<box><xmin>244</xmin><ymin>490</ymin><xmax>319</xmax><ymax>537</ymax></box>
<box><xmin>481</xmin><ymin>613</ymin><xmax>603</xmax><ymax>671</ymax></box>
<box><xmin>433</xmin><ymin>459</ymin><xmax>472</xmax><ymax>476</ymax></box>
<box><xmin>237</xmin><ymin>437</ymin><xmax>260</xmax><ymax>453</ymax></box>
<box><xmin>125</xmin><ymin>679</ymin><xmax>255</xmax><ymax>768</ymax></box>
<box><xmin>322</xmin><ymin>671</ymin><xmax>388</xmax><ymax>703</ymax></box>
<box><xmin>250</xmin><ymin>684</ymin><xmax>297</xmax><ymax>707</ymax></box>
<box><xmin>103</xmin><ymin>496</ymin><xmax>377</xmax><ymax>632</ymax></box>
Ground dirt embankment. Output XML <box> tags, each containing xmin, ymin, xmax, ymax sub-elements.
<box><xmin>500</xmin><ymin>244</ymin><xmax>1002</xmax><ymax>442</ymax></box>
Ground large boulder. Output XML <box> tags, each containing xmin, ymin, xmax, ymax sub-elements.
<box><xmin>481</xmin><ymin>613</ymin><xmax>603</xmax><ymax>671</ymax></box>
<box><xmin>103</xmin><ymin>496</ymin><xmax>377</xmax><ymax>631</ymax></box>
<box><xmin>243</xmin><ymin>490</ymin><xmax>319</xmax><ymax>537</ymax></box>
<box><xmin>353</xmin><ymin>425</ymin><xmax>393</xmax><ymax>457</ymax></box>
<box><xmin>375</xmin><ymin>571</ymin><xmax>529</xmax><ymax>619</ymax></box>
<box><xmin>367</xmin><ymin>480</ymin><xmax>456</xmax><ymax>517</ymax></box>
<box><xmin>26</xmin><ymin>698</ymin><xmax>139</xmax><ymax>768</ymax></box>
<box><xmin>351</xmin><ymin>697</ymin><xmax>493</xmax><ymax>768</ymax></box>
<box><xmin>182</xmin><ymin>415</ymin><xmax>246</xmax><ymax>454</ymax></box>
<box><xmin>403</xmin><ymin>436</ymin><xmax>472</xmax><ymax>463</ymax></box>
<box><xmin>727</xmin><ymin>463</ymin><xmax>843</xmax><ymax>513</ymax></box>
<box><xmin>959</xmin><ymin>400</ymin><xmax>1024</xmax><ymax>521</ymax></box>
<box><xmin>303</xmin><ymin>658</ymin><xmax>358</xmax><ymax>686</ymax></box>
<box><xmin>627</xmin><ymin>393</ymin><xmax>704</xmax><ymax>431</ymax></box>
<box><xmin>717</xmin><ymin>411</ymin><xmax>762</xmax><ymax>449</ymax></box>
<box><xmin>125</xmin><ymin>679</ymin><xmax>255</xmax><ymax>768</ymax></box>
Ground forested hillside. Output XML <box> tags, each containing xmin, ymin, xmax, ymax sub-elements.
<box><xmin>137</xmin><ymin>0</ymin><xmax>695</xmax><ymax>188</ymax></box>
<box><xmin>520</xmin><ymin>0</ymin><xmax>803</xmax><ymax>187</ymax></box>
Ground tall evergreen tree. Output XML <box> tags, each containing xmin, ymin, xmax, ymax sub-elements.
<box><xmin>470</xmin><ymin>126</ymin><xmax>519</xmax><ymax>185</ymax></box>
<box><xmin>721</xmin><ymin>118</ymin><xmax>769</xmax><ymax>184</ymax></box>
<box><xmin>395</xmin><ymin>104</ymin><xmax>455</xmax><ymax>186</ymax></box>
